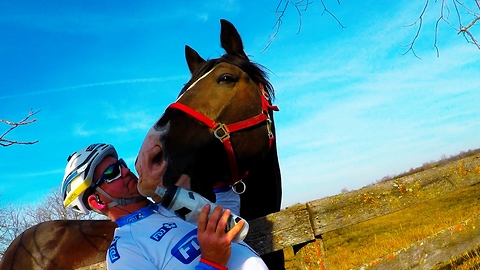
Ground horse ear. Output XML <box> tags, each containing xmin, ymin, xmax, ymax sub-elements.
<box><xmin>185</xmin><ymin>45</ymin><xmax>206</xmax><ymax>74</ymax></box>
<box><xmin>220</xmin><ymin>19</ymin><xmax>248</xmax><ymax>59</ymax></box>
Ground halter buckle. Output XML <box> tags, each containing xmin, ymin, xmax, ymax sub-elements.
<box><xmin>232</xmin><ymin>180</ymin><xmax>246</xmax><ymax>195</ymax></box>
<box><xmin>213</xmin><ymin>124</ymin><xmax>230</xmax><ymax>141</ymax></box>
<box><xmin>266</xmin><ymin>118</ymin><xmax>274</xmax><ymax>138</ymax></box>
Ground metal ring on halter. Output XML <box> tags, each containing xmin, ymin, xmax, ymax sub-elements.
<box><xmin>231</xmin><ymin>180</ymin><xmax>246</xmax><ymax>194</ymax></box>
<box><xmin>213</xmin><ymin>124</ymin><xmax>230</xmax><ymax>140</ymax></box>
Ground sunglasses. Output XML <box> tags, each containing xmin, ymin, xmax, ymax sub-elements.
<box><xmin>92</xmin><ymin>158</ymin><xmax>128</xmax><ymax>188</ymax></box>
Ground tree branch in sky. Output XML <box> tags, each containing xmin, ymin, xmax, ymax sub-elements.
<box><xmin>1</xmin><ymin>109</ymin><xmax>40</xmax><ymax>147</ymax></box>
<box><xmin>267</xmin><ymin>0</ymin><xmax>479</xmax><ymax>56</ymax></box>
<box><xmin>263</xmin><ymin>0</ymin><xmax>345</xmax><ymax>52</ymax></box>
<box><xmin>404</xmin><ymin>0</ymin><xmax>480</xmax><ymax>58</ymax></box>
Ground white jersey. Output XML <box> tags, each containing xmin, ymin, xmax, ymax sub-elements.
<box><xmin>213</xmin><ymin>186</ymin><xmax>240</xmax><ymax>216</ymax></box>
<box><xmin>106</xmin><ymin>188</ymin><xmax>267</xmax><ymax>269</ymax></box>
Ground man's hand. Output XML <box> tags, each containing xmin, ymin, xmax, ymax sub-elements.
<box><xmin>197</xmin><ymin>204</ymin><xmax>245</xmax><ymax>267</ymax></box>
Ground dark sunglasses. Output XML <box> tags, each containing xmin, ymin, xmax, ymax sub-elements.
<box><xmin>92</xmin><ymin>158</ymin><xmax>128</xmax><ymax>188</ymax></box>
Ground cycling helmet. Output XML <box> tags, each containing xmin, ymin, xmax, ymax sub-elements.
<box><xmin>61</xmin><ymin>143</ymin><xmax>118</xmax><ymax>214</ymax></box>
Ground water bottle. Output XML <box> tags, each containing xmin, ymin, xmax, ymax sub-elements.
<box><xmin>155</xmin><ymin>185</ymin><xmax>249</xmax><ymax>243</ymax></box>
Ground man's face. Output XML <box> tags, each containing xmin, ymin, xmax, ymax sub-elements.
<box><xmin>93</xmin><ymin>156</ymin><xmax>142</xmax><ymax>200</ymax></box>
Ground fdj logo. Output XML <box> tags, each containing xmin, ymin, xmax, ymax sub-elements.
<box><xmin>108</xmin><ymin>236</ymin><xmax>121</xmax><ymax>263</ymax></box>
<box><xmin>171</xmin><ymin>229</ymin><xmax>201</xmax><ymax>264</ymax></box>
<box><xmin>150</xmin><ymin>222</ymin><xmax>177</xmax><ymax>242</ymax></box>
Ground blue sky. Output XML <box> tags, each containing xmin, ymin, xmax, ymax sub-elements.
<box><xmin>1</xmin><ymin>1</ymin><xmax>479</xmax><ymax>209</ymax></box>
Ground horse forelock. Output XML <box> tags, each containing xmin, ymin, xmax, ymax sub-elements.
<box><xmin>180</xmin><ymin>54</ymin><xmax>275</xmax><ymax>100</ymax></box>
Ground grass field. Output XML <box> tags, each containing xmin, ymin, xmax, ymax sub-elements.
<box><xmin>433</xmin><ymin>246</ymin><xmax>480</xmax><ymax>270</ymax></box>
<box><xmin>280</xmin><ymin>151</ymin><xmax>480</xmax><ymax>269</ymax></box>
<box><xmin>321</xmin><ymin>182</ymin><xmax>480</xmax><ymax>269</ymax></box>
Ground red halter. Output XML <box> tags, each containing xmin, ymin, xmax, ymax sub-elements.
<box><xmin>166</xmin><ymin>84</ymin><xmax>279</xmax><ymax>188</ymax></box>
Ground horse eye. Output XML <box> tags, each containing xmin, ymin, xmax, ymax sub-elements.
<box><xmin>218</xmin><ymin>74</ymin><xmax>236</xmax><ymax>84</ymax></box>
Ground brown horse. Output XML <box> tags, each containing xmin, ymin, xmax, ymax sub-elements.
<box><xmin>0</xmin><ymin>220</ymin><xmax>115</xmax><ymax>270</ymax></box>
<box><xmin>135</xmin><ymin>19</ymin><xmax>284</xmax><ymax>269</ymax></box>
<box><xmin>1</xmin><ymin>19</ymin><xmax>284</xmax><ymax>270</ymax></box>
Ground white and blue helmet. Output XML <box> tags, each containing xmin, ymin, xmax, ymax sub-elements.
<box><xmin>61</xmin><ymin>143</ymin><xmax>117</xmax><ymax>214</ymax></box>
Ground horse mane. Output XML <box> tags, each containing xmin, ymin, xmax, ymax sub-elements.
<box><xmin>180</xmin><ymin>54</ymin><xmax>275</xmax><ymax>99</ymax></box>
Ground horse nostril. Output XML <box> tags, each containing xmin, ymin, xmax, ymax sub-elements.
<box><xmin>152</xmin><ymin>152</ymin><xmax>163</xmax><ymax>163</ymax></box>
<box><xmin>152</xmin><ymin>147</ymin><xmax>163</xmax><ymax>164</ymax></box>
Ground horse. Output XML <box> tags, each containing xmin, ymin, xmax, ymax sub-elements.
<box><xmin>0</xmin><ymin>219</ymin><xmax>115</xmax><ymax>270</ymax></box>
<box><xmin>135</xmin><ymin>19</ymin><xmax>284</xmax><ymax>269</ymax></box>
<box><xmin>0</xmin><ymin>19</ymin><xmax>284</xmax><ymax>270</ymax></box>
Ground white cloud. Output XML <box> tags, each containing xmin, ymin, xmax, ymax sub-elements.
<box><xmin>197</xmin><ymin>14</ymin><xmax>209</xmax><ymax>22</ymax></box>
<box><xmin>3</xmin><ymin>168</ymin><xmax>64</xmax><ymax>179</ymax></box>
<box><xmin>74</xmin><ymin>123</ymin><xmax>96</xmax><ymax>137</ymax></box>
<box><xmin>0</xmin><ymin>77</ymin><xmax>185</xmax><ymax>101</ymax></box>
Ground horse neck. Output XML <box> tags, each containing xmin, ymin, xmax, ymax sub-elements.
<box><xmin>240</xmin><ymin>137</ymin><xmax>282</xmax><ymax>220</ymax></box>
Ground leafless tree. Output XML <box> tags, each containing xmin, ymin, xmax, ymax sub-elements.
<box><xmin>269</xmin><ymin>0</ymin><xmax>480</xmax><ymax>56</ymax></box>
<box><xmin>1</xmin><ymin>109</ymin><xmax>40</xmax><ymax>147</ymax></box>
<box><xmin>22</xmin><ymin>186</ymin><xmax>104</xmax><ymax>224</ymax></box>
<box><xmin>0</xmin><ymin>202</ymin><xmax>30</xmax><ymax>257</ymax></box>
<box><xmin>0</xmin><ymin>187</ymin><xmax>104</xmax><ymax>258</ymax></box>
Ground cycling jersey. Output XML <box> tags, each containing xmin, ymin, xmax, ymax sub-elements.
<box><xmin>106</xmin><ymin>188</ymin><xmax>267</xmax><ymax>269</ymax></box>
<box><xmin>213</xmin><ymin>185</ymin><xmax>240</xmax><ymax>216</ymax></box>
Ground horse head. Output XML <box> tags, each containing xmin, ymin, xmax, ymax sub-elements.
<box><xmin>135</xmin><ymin>19</ymin><xmax>278</xmax><ymax>202</ymax></box>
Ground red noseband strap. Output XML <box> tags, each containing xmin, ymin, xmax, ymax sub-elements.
<box><xmin>167</xmin><ymin>84</ymin><xmax>279</xmax><ymax>186</ymax></box>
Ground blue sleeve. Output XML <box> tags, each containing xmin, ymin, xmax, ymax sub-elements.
<box><xmin>195</xmin><ymin>261</ymin><xmax>222</xmax><ymax>270</ymax></box>
<box><xmin>195</xmin><ymin>258</ymin><xmax>228</xmax><ymax>270</ymax></box>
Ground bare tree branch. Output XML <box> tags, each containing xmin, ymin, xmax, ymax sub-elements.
<box><xmin>0</xmin><ymin>187</ymin><xmax>105</xmax><ymax>256</ymax></box>
<box><xmin>405</xmin><ymin>0</ymin><xmax>480</xmax><ymax>57</ymax></box>
<box><xmin>319</xmin><ymin>0</ymin><xmax>345</xmax><ymax>28</ymax></box>
<box><xmin>460</xmin><ymin>15</ymin><xmax>480</xmax><ymax>31</ymax></box>
<box><xmin>267</xmin><ymin>0</ymin><xmax>478</xmax><ymax>56</ymax></box>
<box><xmin>458</xmin><ymin>15</ymin><xmax>480</xmax><ymax>49</ymax></box>
<box><xmin>402</xmin><ymin>0</ymin><xmax>430</xmax><ymax>59</ymax></box>
<box><xmin>0</xmin><ymin>109</ymin><xmax>40</xmax><ymax>147</ymax></box>
<box><xmin>263</xmin><ymin>0</ymin><xmax>345</xmax><ymax>53</ymax></box>
<box><xmin>21</xmin><ymin>187</ymin><xmax>104</xmax><ymax>222</ymax></box>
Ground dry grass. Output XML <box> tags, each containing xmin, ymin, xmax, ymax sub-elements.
<box><xmin>433</xmin><ymin>247</ymin><xmax>480</xmax><ymax>270</ymax></box>
<box><xmin>322</xmin><ymin>183</ymin><xmax>480</xmax><ymax>270</ymax></box>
